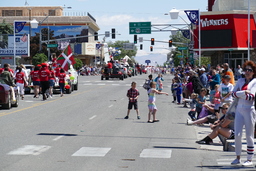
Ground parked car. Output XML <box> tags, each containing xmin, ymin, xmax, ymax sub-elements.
<box><xmin>0</xmin><ymin>79</ymin><xmax>19</xmax><ymax>109</ymax></box>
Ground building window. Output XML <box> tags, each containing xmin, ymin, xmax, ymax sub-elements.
<box><xmin>2</xmin><ymin>10</ymin><xmax>15</xmax><ymax>16</ymax></box>
<box><xmin>48</xmin><ymin>10</ymin><xmax>56</xmax><ymax>16</ymax></box>
<box><xmin>16</xmin><ymin>10</ymin><xmax>23</xmax><ymax>16</ymax></box>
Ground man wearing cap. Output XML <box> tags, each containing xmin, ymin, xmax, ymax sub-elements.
<box><xmin>199</xmin><ymin>67</ymin><xmax>208</xmax><ymax>88</ymax></box>
<box><xmin>222</xmin><ymin>63</ymin><xmax>235</xmax><ymax>85</ymax></box>
<box><xmin>39</xmin><ymin>63</ymin><xmax>50</xmax><ymax>100</ymax></box>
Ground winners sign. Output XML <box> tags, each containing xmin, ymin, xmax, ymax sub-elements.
<box><xmin>0</xmin><ymin>34</ymin><xmax>30</xmax><ymax>56</ymax></box>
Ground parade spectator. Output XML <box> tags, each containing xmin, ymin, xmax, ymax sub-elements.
<box><xmin>231</xmin><ymin>61</ymin><xmax>256</xmax><ymax>166</ymax></box>
<box><xmin>147</xmin><ymin>82</ymin><xmax>168</xmax><ymax>123</ymax></box>
<box><xmin>144</xmin><ymin>74</ymin><xmax>153</xmax><ymax>91</ymax></box>
<box><xmin>30</xmin><ymin>66</ymin><xmax>40</xmax><ymax>98</ymax></box>
<box><xmin>39</xmin><ymin>63</ymin><xmax>50</xmax><ymax>100</ymax></box>
<box><xmin>195</xmin><ymin>103</ymin><xmax>232</xmax><ymax>144</ymax></box>
<box><xmin>184</xmin><ymin>93</ymin><xmax>198</xmax><ymax>121</ymax></box>
<box><xmin>189</xmin><ymin>70</ymin><xmax>204</xmax><ymax>94</ymax></box>
<box><xmin>124</xmin><ymin>82</ymin><xmax>140</xmax><ymax>120</ymax></box>
<box><xmin>154</xmin><ymin>74</ymin><xmax>164</xmax><ymax>90</ymax></box>
<box><xmin>58</xmin><ymin>68</ymin><xmax>66</xmax><ymax>97</ymax></box>
<box><xmin>219</xmin><ymin>75</ymin><xmax>234</xmax><ymax>105</ymax></box>
<box><xmin>234</xmin><ymin>65</ymin><xmax>243</xmax><ymax>80</ymax></box>
<box><xmin>174</xmin><ymin>83</ymin><xmax>182</xmax><ymax>105</ymax></box>
<box><xmin>0</xmin><ymin>64</ymin><xmax>15</xmax><ymax>86</ymax></box>
<box><xmin>209</xmin><ymin>69</ymin><xmax>221</xmax><ymax>91</ymax></box>
<box><xmin>196</xmin><ymin>88</ymin><xmax>207</xmax><ymax>119</ymax></box>
<box><xmin>171</xmin><ymin>79</ymin><xmax>178</xmax><ymax>103</ymax></box>
<box><xmin>187</xmin><ymin>103</ymin><xmax>225</xmax><ymax>125</ymax></box>
<box><xmin>213</xmin><ymin>84</ymin><xmax>221</xmax><ymax>113</ymax></box>
<box><xmin>222</xmin><ymin>63</ymin><xmax>235</xmax><ymax>85</ymax></box>
<box><xmin>199</xmin><ymin>67</ymin><xmax>208</xmax><ymax>88</ymax></box>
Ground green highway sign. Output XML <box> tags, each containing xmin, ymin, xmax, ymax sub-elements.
<box><xmin>47</xmin><ymin>44</ymin><xmax>58</xmax><ymax>48</ymax></box>
<box><xmin>178</xmin><ymin>55</ymin><xmax>183</xmax><ymax>58</ymax></box>
<box><xmin>178</xmin><ymin>47</ymin><xmax>188</xmax><ymax>50</ymax></box>
<box><xmin>129</xmin><ymin>22</ymin><xmax>151</xmax><ymax>34</ymax></box>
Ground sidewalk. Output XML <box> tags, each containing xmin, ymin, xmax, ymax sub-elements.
<box><xmin>194</xmin><ymin>124</ymin><xmax>256</xmax><ymax>152</ymax></box>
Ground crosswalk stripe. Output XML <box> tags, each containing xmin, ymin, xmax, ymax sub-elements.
<box><xmin>7</xmin><ymin>145</ymin><xmax>51</xmax><ymax>156</ymax></box>
<box><xmin>140</xmin><ymin>149</ymin><xmax>172</xmax><ymax>158</ymax></box>
<box><xmin>72</xmin><ymin>147</ymin><xmax>111</xmax><ymax>157</ymax></box>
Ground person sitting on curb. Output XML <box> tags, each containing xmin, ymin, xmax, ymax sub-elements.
<box><xmin>195</xmin><ymin>103</ymin><xmax>232</xmax><ymax>144</ymax></box>
<box><xmin>187</xmin><ymin>103</ymin><xmax>220</xmax><ymax>125</ymax></box>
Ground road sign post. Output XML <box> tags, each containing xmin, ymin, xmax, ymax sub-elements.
<box><xmin>47</xmin><ymin>44</ymin><xmax>58</xmax><ymax>48</ymax></box>
<box><xmin>129</xmin><ymin>22</ymin><xmax>151</xmax><ymax>34</ymax></box>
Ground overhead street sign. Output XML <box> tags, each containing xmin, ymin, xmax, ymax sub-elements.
<box><xmin>129</xmin><ymin>22</ymin><xmax>151</xmax><ymax>34</ymax></box>
<box><xmin>47</xmin><ymin>44</ymin><xmax>58</xmax><ymax>48</ymax></box>
<box><xmin>178</xmin><ymin>47</ymin><xmax>188</xmax><ymax>50</ymax></box>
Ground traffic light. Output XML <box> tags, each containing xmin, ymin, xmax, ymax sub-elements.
<box><xmin>140</xmin><ymin>44</ymin><xmax>143</xmax><ymax>50</ymax></box>
<box><xmin>111</xmin><ymin>28</ymin><xmax>115</xmax><ymax>39</ymax></box>
<box><xmin>169</xmin><ymin>39</ymin><xmax>173</xmax><ymax>47</ymax></box>
<box><xmin>94</xmin><ymin>32</ymin><xmax>98</xmax><ymax>41</ymax></box>
<box><xmin>151</xmin><ymin>38</ymin><xmax>154</xmax><ymax>45</ymax></box>
<box><xmin>150</xmin><ymin>46</ymin><xmax>153</xmax><ymax>51</ymax></box>
<box><xmin>134</xmin><ymin>35</ymin><xmax>137</xmax><ymax>44</ymax></box>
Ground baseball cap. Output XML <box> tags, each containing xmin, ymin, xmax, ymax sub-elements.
<box><xmin>200</xmin><ymin>68</ymin><xmax>205</xmax><ymax>71</ymax></box>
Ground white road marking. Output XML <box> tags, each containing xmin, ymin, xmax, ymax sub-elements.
<box><xmin>53</xmin><ymin>135</ymin><xmax>65</xmax><ymax>141</ymax></box>
<box><xmin>72</xmin><ymin>147</ymin><xmax>111</xmax><ymax>157</ymax></box>
<box><xmin>89</xmin><ymin>115</ymin><xmax>97</xmax><ymax>120</ymax></box>
<box><xmin>7</xmin><ymin>145</ymin><xmax>51</xmax><ymax>155</ymax></box>
<box><xmin>97</xmin><ymin>83</ymin><xmax>106</xmax><ymax>85</ymax></box>
<box><xmin>112</xmin><ymin>84</ymin><xmax>120</xmax><ymax>86</ymax></box>
<box><xmin>24</xmin><ymin>101</ymin><xmax>34</xmax><ymax>102</ymax></box>
<box><xmin>108</xmin><ymin>105</ymin><xmax>113</xmax><ymax>108</ymax></box>
<box><xmin>125</xmin><ymin>84</ymin><xmax>131</xmax><ymax>86</ymax></box>
<box><xmin>82</xmin><ymin>81</ymin><xmax>91</xmax><ymax>82</ymax></box>
<box><xmin>83</xmin><ymin>83</ymin><xmax>93</xmax><ymax>85</ymax></box>
<box><xmin>140</xmin><ymin>149</ymin><xmax>172</xmax><ymax>158</ymax></box>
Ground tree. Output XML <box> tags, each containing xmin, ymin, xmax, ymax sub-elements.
<box><xmin>0</xmin><ymin>19</ymin><xmax>13</xmax><ymax>34</ymax></box>
<box><xmin>74</xmin><ymin>58</ymin><xmax>83</xmax><ymax>70</ymax></box>
<box><xmin>108</xmin><ymin>40</ymin><xmax>137</xmax><ymax>66</ymax></box>
<box><xmin>32</xmin><ymin>53</ymin><xmax>48</xmax><ymax>65</ymax></box>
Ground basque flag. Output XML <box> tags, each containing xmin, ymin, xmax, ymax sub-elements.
<box><xmin>57</xmin><ymin>45</ymin><xmax>76</xmax><ymax>71</ymax></box>
<box><xmin>184</xmin><ymin>10</ymin><xmax>199</xmax><ymax>25</ymax></box>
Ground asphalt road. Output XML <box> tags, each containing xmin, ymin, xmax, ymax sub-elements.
<box><xmin>0</xmin><ymin>73</ymin><xmax>249</xmax><ymax>171</ymax></box>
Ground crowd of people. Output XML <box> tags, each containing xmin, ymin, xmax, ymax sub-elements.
<box><xmin>169</xmin><ymin>61</ymin><xmax>256</xmax><ymax>166</ymax></box>
<box><xmin>0</xmin><ymin>63</ymin><xmax>69</xmax><ymax>101</ymax></box>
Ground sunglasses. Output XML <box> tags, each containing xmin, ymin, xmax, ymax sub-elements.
<box><xmin>220</xmin><ymin>108</ymin><xmax>228</xmax><ymax>110</ymax></box>
<box><xmin>243</xmin><ymin>68</ymin><xmax>253</xmax><ymax>72</ymax></box>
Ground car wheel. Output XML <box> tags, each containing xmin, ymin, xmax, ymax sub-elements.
<box><xmin>101</xmin><ymin>76</ymin><xmax>103</xmax><ymax>80</ymax></box>
<box><xmin>12</xmin><ymin>94</ymin><xmax>19</xmax><ymax>107</ymax></box>
<box><xmin>2</xmin><ymin>94</ymin><xmax>11</xmax><ymax>109</ymax></box>
<box><xmin>66</xmin><ymin>88</ymin><xmax>71</xmax><ymax>94</ymax></box>
<box><xmin>74</xmin><ymin>82</ymin><xmax>78</xmax><ymax>90</ymax></box>
<box><xmin>106</xmin><ymin>77</ymin><xmax>109</xmax><ymax>80</ymax></box>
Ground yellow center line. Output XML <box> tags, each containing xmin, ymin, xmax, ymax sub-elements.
<box><xmin>0</xmin><ymin>85</ymin><xmax>106</xmax><ymax>117</ymax></box>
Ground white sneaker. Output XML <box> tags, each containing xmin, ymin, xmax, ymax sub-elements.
<box><xmin>242</xmin><ymin>160</ymin><xmax>253</xmax><ymax>166</ymax></box>
<box><xmin>231</xmin><ymin>158</ymin><xmax>241</xmax><ymax>165</ymax></box>
<box><xmin>187</xmin><ymin>118</ymin><xmax>194</xmax><ymax>125</ymax></box>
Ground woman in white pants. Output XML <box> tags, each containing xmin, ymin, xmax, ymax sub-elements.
<box><xmin>231</xmin><ymin>61</ymin><xmax>256</xmax><ymax>166</ymax></box>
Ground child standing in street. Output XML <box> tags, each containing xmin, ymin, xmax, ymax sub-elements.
<box><xmin>171</xmin><ymin>79</ymin><xmax>178</xmax><ymax>103</ymax></box>
<box><xmin>147</xmin><ymin>82</ymin><xmax>168</xmax><ymax>123</ymax></box>
<box><xmin>174</xmin><ymin>83</ymin><xmax>183</xmax><ymax>105</ymax></box>
<box><xmin>124</xmin><ymin>82</ymin><xmax>140</xmax><ymax>119</ymax></box>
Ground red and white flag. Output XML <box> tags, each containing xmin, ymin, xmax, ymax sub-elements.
<box><xmin>57</xmin><ymin>45</ymin><xmax>76</xmax><ymax>71</ymax></box>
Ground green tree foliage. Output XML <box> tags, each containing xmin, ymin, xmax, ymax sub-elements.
<box><xmin>32</xmin><ymin>53</ymin><xmax>48</xmax><ymax>65</ymax></box>
<box><xmin>0</xmin><ymin>20</ymin><xmax>13</xmax><ymax>34</ymax></box>
<box><xmin>74</xmin><ymin>58</ymin><xmax>83</xmax><ymax>70</ymax></box>
<box><xmin>171</xmin><ymin>31</ymin><xmax>191</xmax><ymax>66</ymax></box>
<box><xmin>108</xmin><ymin>40</ymin><xmax>137</xmax><ymax>66</ymax></box>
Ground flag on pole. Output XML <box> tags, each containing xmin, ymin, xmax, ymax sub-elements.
<box><xmin>184</xmin><ymin>10</ymin><xmax>199</xmax><ymax>25</ymax></box>
<box><xmin>181</xmin><ymin>29</ymin><xmax>190</xmax><ymax>39</ymax></box>
<box><xmin>15</xmin><ymin>21</ymin><xmax>27</xmax><ymax>33</ymax></box>
<box><xmin>57</xmin><ymin>45</ymin><xmax>76</xmax><ymax>71</ymax></box>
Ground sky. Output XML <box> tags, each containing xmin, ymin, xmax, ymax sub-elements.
<box><xmin>1</xmin><ymin>0</ymin><xmax>208</xmax><ymax>65</ymax></box>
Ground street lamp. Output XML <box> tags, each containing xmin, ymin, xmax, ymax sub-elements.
<box><xmin>13</xmin><ymin>19</ymin><xmax>39</xmax><ymax>66</ymax></box>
